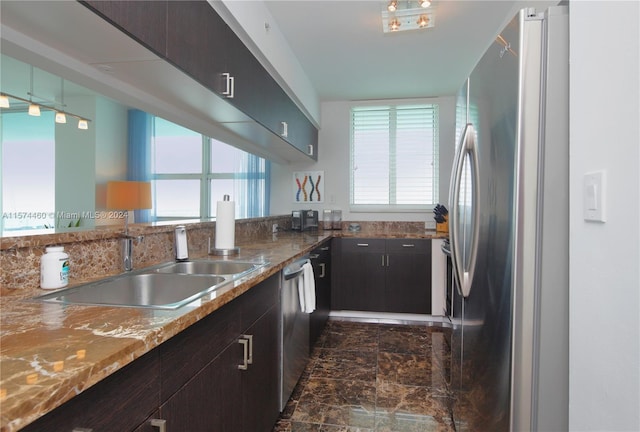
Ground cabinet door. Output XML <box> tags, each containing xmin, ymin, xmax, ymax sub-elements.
<box><xmin>160</xmin><ymin>297</ymin><xmax>241</xmax><ymax>401</ymax></box>
<box><xmin>166</xmin><ymin>0</ymin><xmax>229</xmax><ymax>93</ymax></box>
<box><xmin>241</xmin><ymin>304</ymin><xmax>281</xmax><ymax>432</ymax></box>
<box><xmin>21</xmin><ymin>350</ymin><xmax>161</xmax><ymax>432</ymax></box>
<box><xmin>385</xmin><ymin>239</ymin><xmax>432</xmax><ymax>314</ymax></box>
<box><xmin>160</xmin><ymin>343</ymin><xmax>243</xmax><ymax>431</ymax></box>
<box><xmin>81</xmin><ymin>1</ymin><xmax>168</xmax><ymax>56</ymax></box>
<box><xmin>333</xmin><ymin>239</ymin><xmax>386</xmax><ymax>312</ymax></box>
<box><xmin>310</xmin><ymin>243</ymin><xmax>331</xmax><ymax>347</ymax></box>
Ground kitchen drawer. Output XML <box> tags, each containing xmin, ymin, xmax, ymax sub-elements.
<box><xmin>385</xmin><ymin>238</ymin><xmax>430</xmax><ymax>254</ymax></box>
<box><xmin>340</xmin><ymin>238</ymin><xmax>386</xmax><ymax>253</ymax></box>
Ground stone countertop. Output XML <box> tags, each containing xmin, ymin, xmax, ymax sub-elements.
<box><xmin>0</xmin><ymin>229</ymin><xmax>445</xmax><ymax>431</ymax></box>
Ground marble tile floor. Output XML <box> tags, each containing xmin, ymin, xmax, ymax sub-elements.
<box><xmin>273</xmin><ymin>319</ymin><xmax>455</xmax><ymax>432</ymax></box>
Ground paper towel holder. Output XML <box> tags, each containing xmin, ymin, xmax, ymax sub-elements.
<box><xmin>210</xmin><ymin>194</ymin><xmax>240</xmax><ymax>256</ymax></box>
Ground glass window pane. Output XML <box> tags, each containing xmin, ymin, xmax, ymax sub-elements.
<box><xmin>153</xmin><ymin>118</ymin><xmax>201</xmax><ymax>174</ymax></box>
<box><xmin>2</xmin><ymin>112</ymin><xmax>55</xmax><ymax>230</ymax></box>
<box><xmin>154</xmin><ymin>179</ymin><xmax>200</xmax><ymax>218</ymax></box>
<box><xmin>210</xmin><ymin>179</ymin><xmax>236</xmax><ymax>217</ymax></box>
<box><xmin>210</xmin><ymin>139</ymin><xmax>244</xmax><ymax>173</ymax></box>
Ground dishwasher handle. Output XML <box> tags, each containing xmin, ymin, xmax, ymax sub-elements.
<box><xmin>283</xmin><ymin>258</ymin><xmax>309</xmax><ymax>280</ymax></box>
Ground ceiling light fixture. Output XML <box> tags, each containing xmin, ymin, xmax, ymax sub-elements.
<box><xmin>382</xmin><ymin>0</ymin><xmax>435</xmax><ymax>33</ymax></box>
<box><xmin>0</xmin><ymin>92</ymin><xmax>91</xmax><ymax>130</ymax></box>
<box><xmin>55</xmin><ymin>111</ymin><xmax>67</xmax><ymax>124</ymax></box>
<box><xmin>0</xmin><ymin>94</ymin><xmax>9</xmax><ymax>108</ymax></box>
<box><xmin>28</xmin><ymin>102</ymin><xmax>41</xmax><ymax>116</ymax></box>
<box><xmin>389</xmin><ymin>18</ymin><xmax>401</xmax><ymax>31</ymax></box>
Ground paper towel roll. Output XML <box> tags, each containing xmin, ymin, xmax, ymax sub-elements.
<box><xmin>215</xmin><ymin>198</ymin><xmax>235</xmax><ymax>250</ymax></box>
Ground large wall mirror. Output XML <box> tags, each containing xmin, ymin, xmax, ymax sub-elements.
<box><xmin>1</xmin><ymin>54</ymin><xmax>272</xmax><ymax>237</ymax></box>
<box><xmin>1</xmin><ymin>54</ymin><xmax>130</xmax><ymax>235</ymax></box>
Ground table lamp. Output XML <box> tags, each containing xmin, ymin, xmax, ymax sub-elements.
<box><xmin>106</xmin><ymin>181</ymin><xmax>152</xmax><ymax>271</ymax></box>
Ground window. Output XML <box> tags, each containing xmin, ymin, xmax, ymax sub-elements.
<box><xmin>152</xmin><ymin>117</ymin><xmax>270</xmax><ymax>220</ymax></box>
<box><xmin>1</xmin><ymin>111</ymin><xmax>55</xmax><ymax>231</ymax></box>
<box><xmin>350</xmin><ymin>103</ymin><xmax>439</xmax><ymax>211</ymax></box>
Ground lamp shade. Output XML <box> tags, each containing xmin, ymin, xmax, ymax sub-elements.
<box><xmin>106</xmin><ymin>181</ymin><xmax>152</xmax><ymax>210</ymax></box>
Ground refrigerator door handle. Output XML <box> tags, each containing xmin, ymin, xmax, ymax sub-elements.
<box><xmin>449</xmin><ymin>123</ymin><xmax>480</xmax><ymax>298</ymax></box>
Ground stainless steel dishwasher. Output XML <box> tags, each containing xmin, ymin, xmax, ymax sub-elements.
<box><xmin>280</xmin><ymin>256</ymin><xmax>310</xmax><ymax>411</ymax></box>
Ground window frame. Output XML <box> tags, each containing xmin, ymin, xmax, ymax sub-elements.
<box><xmin>349</xmin><ymin>99</ymin><xmax>440</xmax><ymax>213</ymax></box>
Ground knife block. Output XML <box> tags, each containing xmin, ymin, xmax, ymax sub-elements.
<box><xmin>436</xmin><ymin>218</ymin><xmax>449</xmax><ymax>233</ymax></box>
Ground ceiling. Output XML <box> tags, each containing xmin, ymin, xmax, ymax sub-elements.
<box><xmin>262</xmin><ymin>0</ymin><xmax>559</xmax><ymax>101</ymax></box>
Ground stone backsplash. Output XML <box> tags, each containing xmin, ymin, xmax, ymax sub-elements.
<box><xmin>0</xmin><ymin>215</ymin><xmax>292</xmax><ymax>295</ymax></box>
<box><xmin>0</xmin><ymin>217</ymin><xmax>430</xmax><ymax>296</ymax></box>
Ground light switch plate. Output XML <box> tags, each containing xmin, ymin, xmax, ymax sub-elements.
<box><xmin>583</xmin><ymin>170</ymin><xmax>606</xmax><ymax>222</ymax></box>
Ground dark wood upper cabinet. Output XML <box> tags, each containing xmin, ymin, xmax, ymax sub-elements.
<box><xmin>165</xmin><ymin>0</ymin><xmax>231</xmax><ymax>93</ymax></box>
<box><xmin>81</xmin><ymin>0</ymin><xmax>318</xmax><ymax>161</ymax></box>
<box><xmin>81</xmin><ymin>1</ymin><xmax>168</xmax><ymax>56</ymax></box>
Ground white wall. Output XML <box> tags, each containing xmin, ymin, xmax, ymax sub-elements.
<box><xmin>569</xmin><ymin>1</ymin><xmax>640</xmax><ymax>430</ymax></box>
<box><xmin>271</xmin><ymin>96</ymin><xmax>456</xmax><ymax>221</ymax></box>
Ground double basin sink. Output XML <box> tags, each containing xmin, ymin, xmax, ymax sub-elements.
<box><xmin>33</xmin><ymin>259</ymin><xmax>268</xmax><ymax>310</ymax></box>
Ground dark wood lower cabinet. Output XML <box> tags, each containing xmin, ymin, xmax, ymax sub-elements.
<box><xmin>332</xmin><ymin>238</ymin><xmax>432</xmax><ymax>314</ymax></box>
<box><xmin>21</xmin><ymin>273</ymin><xmax>281</xmax><ymax>432</ymax></box>
<box><xmin>20</xmin><ymin>349</ymin><xmax>161</xmax><ymax>432</ymax></box>
<box><xmin>241</xmin><ymin>304</ymin><xmax>281</xmax><ymax>432</ymax></box>
<box><xmin>160</xmin><ymin>345</ymin><xmax>243</xmax><ymax>431</ymax></box>
<box><xmin>310</xmin><ymin>241</ymin><xmax>331</xmax><ymax>348</ymax></box>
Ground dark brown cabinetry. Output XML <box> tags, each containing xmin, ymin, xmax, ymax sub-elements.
<box><xmin>22</xmin><ymin>274</ymin><xmax>281</xmax><ymax>432</ymax></box>
<box><xmin>81</xmin><ymin>1</ymin><xmax>168</xmax><ymax>56</ymax></box>
<box><xmin>310</xmin><ymin>241</ymin><xmax>332</xmax><ymax>347</ymax></box>
<box><xmin>80</xmin><ymin>0</ymin><xmax>318</xmax><ymax>161</ymax></box>
<box><xmin>332</xmin><ymin>238</ymin><xmax>432</xmax><ymax>314</ymax></box>
<box><xmin>21</xmin><ymin>349</ymin><xmax>162</xmax><ymax>432</ymax></box>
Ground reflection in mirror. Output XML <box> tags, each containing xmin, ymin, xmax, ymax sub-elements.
<box><xmin>1</xmin><ymin>54</ymin><xmax>271</xmax><ymax>237</ymax></box>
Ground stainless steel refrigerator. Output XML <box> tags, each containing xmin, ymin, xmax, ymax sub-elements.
<box><xmin>448</xmin><ymin>6</ymin><xmax>569</xmax><ymax>431</ymax></box>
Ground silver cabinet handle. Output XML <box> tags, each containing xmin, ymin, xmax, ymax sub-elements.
<box><xmin>386</xmin><ymin>254</ymin><xmax>390</xmax><ymax>267</ymax></box>
<box><xmin>238</xmin><ymin>338</ymin><xmax>249</xmax><ymax>370</ymax></box>
<box><xmin>150</xmin><ymin>419</ymin><xmax>167</xmax><ymax>432</ymax></box>
<box><xmin>381</xmin><ymin>255</ymin><xmax>385</xmax><ymax>266</ymax></box>
<box><xmin>320</xmin><ymin>246</ymin><xmax>330</xmax><ymax>251</ymax></box>
<box><xmin>72</xmin><ymin>429</ymin><xmax>92</xmax><ymax>432</ymax></box>
<box><xmin>281</xmin><ymin>121</ymin><xmax>288</xmax><ymax>138</ymax></box>
<box><xmin>242</xmin><ymin>334</ymin><xmax>253</xmax><ymax>365</ymax></box>
<box><xmin>402</xmin><ymin>244</ymin><xmax>415</xmax><ymax>248</ymax></box>
<box><xmin>319</xmin><ymin>263</ymin><xmax>326</xmax><ymax>278</ymax></box>
<box><xmin>357</xmin><ymin>243</ymin><xmax>369</xmax><ymax>247</ymax></box>
<box><xmin>309</xmin><ymin>253</ymin><xmax>320</xmax><ymax>259</ymax></box>
<box><xmin>222</xmin><ymin>72</ymin><xmax>234</xmax><ymax>98</ymax></box>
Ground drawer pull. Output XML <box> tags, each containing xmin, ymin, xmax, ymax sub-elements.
<box><xmin>402</xmin><ymin>244</ymin><xmax>416</xmax><ymax>248</ymax></box>
<box><xmin>243</xmin><ymin>334</ymin><xmax>254</xmax><ymax>365</ymax></box>
<box><xmin>72</xmin><ymin>429</ymin><xmax>93</xmax><ymax>432</ymax></box>
<box><xmin>356</xmin><ymin>243</ymin><xmax>369</xmax><ymax>247</ymax></box>
<box><xmin>319</xmin><ymin>263</ymin><xmax>326</xmax><ymax>278</ymax></box>
<box><xmin>150</xmin><ymin>419</ymin><xmax>167</xmax><ymax>432</ymax></box>
<box><xmin>238</xmin><ymin>338</ymin><xmax>249</xmax><ymax>370</ymax></box>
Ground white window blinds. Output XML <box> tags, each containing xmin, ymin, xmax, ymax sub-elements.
<box><xmin>350</xmin><ymin>104</ymin><xmax>439</xmax><ymax>210</ymax></box>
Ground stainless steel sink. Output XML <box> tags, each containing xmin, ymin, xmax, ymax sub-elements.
<box><xmin>149</xmin><ymin>260</ymin><xmax>264</xmax><ymax>277</ymax></box>
<box><xmin>33</xmin><ymin>273</ymin><xmax>226</xmax><ymax>309</ymax></box>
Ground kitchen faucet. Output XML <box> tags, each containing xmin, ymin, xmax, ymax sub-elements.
<box><xmin>121</xmin><ymin>231</ymin><xmax>144</xmax><ymax>272</ymax></box>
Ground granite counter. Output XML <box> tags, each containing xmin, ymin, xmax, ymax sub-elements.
<box><xmin>0</xmin><ymin>228</ymin><xmax>445</xmax><ymax>431</ymax></box>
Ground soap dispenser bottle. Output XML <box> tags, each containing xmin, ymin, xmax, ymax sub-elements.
<box><xmin>175</xmin><ymin>225</ymin><xmax>189</xmax><ymax>261</ymax></box>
